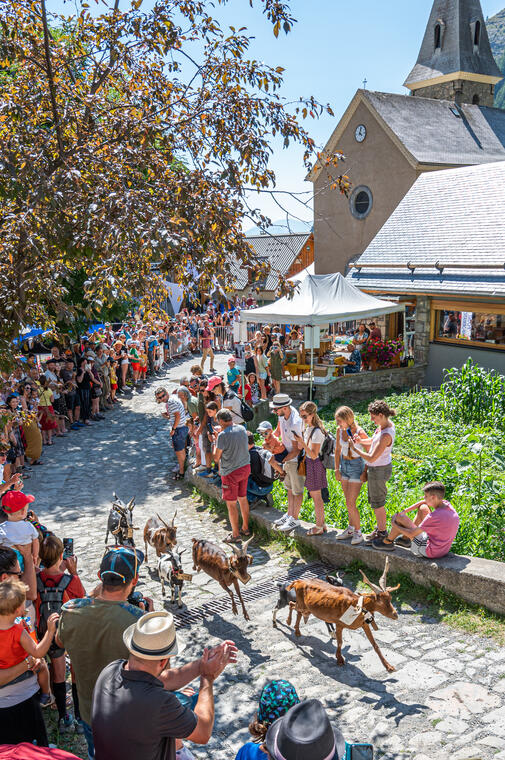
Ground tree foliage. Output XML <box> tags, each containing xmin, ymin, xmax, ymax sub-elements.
<box><xmin>0</xmin><ymin>0</ymin><xmax>348</xmax><ymax>356</ymax></box>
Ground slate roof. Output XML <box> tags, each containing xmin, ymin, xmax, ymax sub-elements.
<box><xmin>404</xmin><ymin>0</ymin><xmax>502</xmax><ymax>87</ymax></box>
<box><xmin>362</xmin><ymin>90</ymin><xmax>505</xmax><ymax>166</ymax></box>
<box><xmin>230</xmin><ymin>233</ymin><xmax>312</xmax><ymax>291</ymax></box>
<box><xmin>347</xmin><ymin>161</ymin><xmax>505</xmax><ymax>298</ymax></box>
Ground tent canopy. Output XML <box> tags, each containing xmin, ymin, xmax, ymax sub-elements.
<box><xmin>240</xmin><ymin>272</ymin><xmax>404</xmax><ymax>326</ymax></box>
<box><xmin>288</xmin><ymin>262</ymin><xmax>315</xmax><ymax>283</ymax></box>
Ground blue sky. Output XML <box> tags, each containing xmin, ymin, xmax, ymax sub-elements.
<box><xmin>49</xmin><ymin>0</ymin><xmax>504</xmax><ymax>227</ymax></box>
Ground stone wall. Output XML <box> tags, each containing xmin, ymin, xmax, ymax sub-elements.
<box><xmin>412</xmin><ymin>79</ymin><xmax>495</xmax><ymax>106</ymax></box>
<box><xmin>281</xmin><ymin>364</ymin><xmax>426</xmax><ymax>407</ymax></box>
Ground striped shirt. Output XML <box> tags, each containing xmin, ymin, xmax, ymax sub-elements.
<box><xmin>165</xmin><ymin>397</ymin><xmax>188</xmax><ymax>429</ymax></box>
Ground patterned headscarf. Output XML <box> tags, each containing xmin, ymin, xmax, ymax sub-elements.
<box><xmin>257</xmin><ymin>680</ymin><xmax>300</xmax><ymax>726</ymax></box>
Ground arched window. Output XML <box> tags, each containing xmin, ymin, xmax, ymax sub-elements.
<box><xmin>474</xmin><ymin>20</ymin><xmax>481</xmax><ymax>47</ymax></box>
<box><xmin>434</xmin><ymin>23</ymin><xmax>441</xmax><ymax>49</ymax></box>
<box><xmin>472</xmin><ymin>94</ymin><xmax>480</xmax><ymax>105</ymax></box>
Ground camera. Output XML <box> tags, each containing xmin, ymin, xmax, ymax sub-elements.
<box><xmin>127</xmin><ymin>591</ymin><xmax>148</xmax><ymax>609</ymax></box>
<box><xmin>345</xmin><ymin>743</ymin><xmax>373</xmax><ymax>760</ymax></box>
<box><xmin>63</xmin><ymin>538</ymin><xmax>74</xmax><ymax>559</ymax></box>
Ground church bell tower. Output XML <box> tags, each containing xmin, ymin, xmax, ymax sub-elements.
<box><xmin>404</xmin><ymin>0</ymin><xmax>503</xmax><ymax>106</ymax></box>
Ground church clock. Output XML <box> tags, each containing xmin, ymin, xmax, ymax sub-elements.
<box><xmin>355</xmin><ymin>124</ymin><xmax>367</xmax><ymax>143</ymax></box>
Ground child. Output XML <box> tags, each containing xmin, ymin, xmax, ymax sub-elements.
<box><xmin>257</xmin><ymin>421</ymin><xmax>288</xmax><ymax>463</ymax></box>
<box><xmin>247</xmin><ymin>372</ymin><xmax>261</xmax><ymax>405</ymax></box>
<box><xmin>235</xmin><ymin>680</ymin><xmax>300</xmax><ymax>760</ymax></box>
<box><xmin>372</xmin><ymin>481</ymin><xmax>460</xmax><ymax>557</ymax></box>
<box><xmin>109</xmin><ymin>357</ymin><xmax>118</xmax><ymax>403</ymax></box>
<box><xmin>0</xmin><ymin>490</ymin><xmax>39</xmax><ymax>568</ymax></box>
<box><xmin>0</xmin><ymin>579</ymin><xmax>59</xmax><ymax>706</ymax></box>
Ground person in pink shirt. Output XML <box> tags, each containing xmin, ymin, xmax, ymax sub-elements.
<box><xmin>372</xmin><ymin>481</ymin><xmax>459</xmax><ymax>557</ymax></box>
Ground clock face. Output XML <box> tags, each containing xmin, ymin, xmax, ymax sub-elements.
<box><xmin>355</xmin><ymin>124</ymin><xmax>367</xmax><ymax>143</ymax></box>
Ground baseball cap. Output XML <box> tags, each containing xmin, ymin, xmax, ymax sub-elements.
<box><xmin>227</xmin><ymin>357</ymin><xmax>236</xmax><ymax>364</ymax></box>
<box><xmin>206</xmin><ymin>376</ymin><xmax>224</xmax><ymax>392</ymax></box>
<box><xmin>2</xmin><ymin>491</ymin><xmax>36</xmax><ymax>513</ymax></box>
<box><xmin>257</xmin><ymin>421</ymin><xmax>273</xmax><ymax>434</ymax></box>
<box><xmin>99</xmin><ymin>546</ymin><xmax>145</xmax><ymax>586</ymax></box>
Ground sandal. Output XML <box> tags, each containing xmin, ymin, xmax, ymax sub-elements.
<box><xmin>223</xmin><ymin>532</ymin><xmax>242</xmax><ymax>544</ymax></box>
<box><xmin>240</xmin><ymin>529</ymin><xmax>252</xmax><ymax>538</ymax></box>
<box><xmin>307</xmin><ymin>525</ymin><xmax>327</xmax><ymax>536</ymax></box>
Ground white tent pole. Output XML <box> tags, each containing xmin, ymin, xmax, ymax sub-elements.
<box><xmin>309</xmin><ymin>328</ymin><xmax>314</xmax><ymax>400</ymax></box>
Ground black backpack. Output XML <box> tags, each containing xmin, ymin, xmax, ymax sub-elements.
<box><xmin>319</xmin><ymin>431</ymin><xmax>337</xmax><ymax>469</ymax></box>
<box><xmin>255</xmin><ymin>447</ymin><xmax>275</xmax><ymax>485</ymax></box>
<box><xmin>240</xmin><ymin>397</ymin><xmax>254</xmax><ymax>422</ymax></box>
<box><xmin>36</xmin><ymin>574</ymin><xmax>72</xmax><ymax>638</ymax></box>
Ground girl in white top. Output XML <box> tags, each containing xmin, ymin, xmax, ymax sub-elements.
<box><xmin>334</xmin><ymin>406</ymin><xmax>368</xmax><ymax>545</ymax></box>
<box><xmin>350</xmin><ymin>400</ymin><xmax>396</xmax><ymax>540</ymax></box>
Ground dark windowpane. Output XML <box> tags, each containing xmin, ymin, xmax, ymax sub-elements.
<box><xmin>355</xmin><ymin>191</ymin><xmax>370</xmax><ymax>215</ymax></box>
<box><xmin>434</xmin><ymin>24</ymin><xmax>441</xmax><ymax>49</ymax></box>
<box><xmin>474</xmin><ymin>21</ymin><xmax>481</xmax><ymax>47</ymax></box>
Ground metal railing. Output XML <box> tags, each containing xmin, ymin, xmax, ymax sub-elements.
<box><xmin>196</xmin><ymin>326</ymin><xmax>233</xmax><ymax>352</ymax></box>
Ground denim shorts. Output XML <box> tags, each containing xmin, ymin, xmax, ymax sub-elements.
<box><xmin>171</xmin><ymin>425</ymin><xmax>189</xmax><ymax>452</ymax></box>
<box><xmin>339</xmin><ymin>456</ymin><xmax>365</xmax><ymax>483</ymax></box>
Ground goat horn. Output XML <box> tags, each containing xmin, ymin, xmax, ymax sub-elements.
<box><xmin>379</xmin><ymin>556</ymin><xmax>389</xmax><ymax>592</ymax></box>
<box><xmin>127</xmin><ymin>497</ymin><xmax>135</xmax><ymax>510</ymax></box>
<box><xmin>242</xmin><ymin>534</ymin><xmax>254</xmax><ymax>553</ymax></box>
<box><xmin>230</xmin><ymin>544</ymin><xmax>241</xmax><ymax>555</ymax></box>
<box><xmin>171</xmin><ymin>510</ymin><xmax>178</xmax><ymax>528</ymax></box>
<box><xmin>359</xmin><ymin>568</ymin><xmax>382</xmax><ymax>595</ymax></box>
<box><xmin>386</xmin><ymin>583</ymin><xmax>400</xmax><ymax>593</ymax></box>
<box><xmin>156</xmin><ymin>513</ymin><xmax>171</xmax><ymax>530</ymax></box>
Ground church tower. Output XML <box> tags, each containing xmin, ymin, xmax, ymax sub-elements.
<box><xmin>404</xmin><ymin>0</ymin><xmax>502</xmax><ymax>106</ymax></box>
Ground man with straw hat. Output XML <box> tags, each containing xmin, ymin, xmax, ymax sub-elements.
<box><xmin>91</xmin><ymin>611</ymin><xmax>237</xmax><ymax>760</ymax></box>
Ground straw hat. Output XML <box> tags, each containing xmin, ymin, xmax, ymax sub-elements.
<box><xmin>123</xmin><ymin>611</ymin><xmax>184</xmax><ymax>660</ymax></box>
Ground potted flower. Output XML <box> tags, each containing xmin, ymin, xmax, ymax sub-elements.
<box><xmin>362</xmin><ymin>338</ymin><xmax>403</xmax><ymax>370</ymax></box>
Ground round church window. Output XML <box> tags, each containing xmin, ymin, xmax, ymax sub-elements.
<box><xmin>350</xmin><ymin>186</ymin><xmax>373</xmax><ymax>220</ymax></box>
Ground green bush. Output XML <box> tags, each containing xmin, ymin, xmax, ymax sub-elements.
<box><xmin>283</xmin><ymin>387</ymin><xmax>505</xmax><ymax>562</ymax></box>
<box><xmin>440</xmin><ymin>359</ymin><xmax>505</xmax><ymax>429</ymax></box>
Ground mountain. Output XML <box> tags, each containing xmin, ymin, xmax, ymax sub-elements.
<box><xmin>487</xmin><ymin>8</ymin><xmax>505</xmax><ymax>108</ymax></box>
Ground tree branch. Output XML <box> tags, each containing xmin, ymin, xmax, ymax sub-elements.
<box><xmin>40</xmin><ymin>0</ymin><xmax>65</xmax><ymax>161</ymax></box>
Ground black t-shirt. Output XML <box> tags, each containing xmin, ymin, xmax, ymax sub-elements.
<box><xmin>92</xmin><ymin>660</ymin><xmax>197</xmax><ymax>760</ymax></box>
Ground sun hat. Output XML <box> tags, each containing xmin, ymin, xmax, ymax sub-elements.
<box><xmin>227</xmin><ymin>357</ymin><xmax>236</xmax><ymax>364</ymax></box>
<box><xmin>206</xmin><ymin>376</ymin><xmax>224</xmax><ymax>392</ymax></box>
<box><xmin>264</xmin><ymin>699</ymin><xmax>345</xmax><ymax>760</ymax></box>
<box><xmin>99</xmin><ymin>546</ymin><xmax>145</xmax><ymax>586</ymax></box>
<box><xmin>123</xmin><ymin>611</ymin><xmax>183</xmax><ymax>660</ymax></box>
<box><xmin>257</xmin><ymin>681</ymin><xmax>300</xmax><ymax>726</ymax></box>
<box><xmin>270</xmin><ymin>393</ymin><xmax>293</xmax><ymax>410</ymax></box>
<box><xmin>257</xmin><ymin>421</ymin><xmax>273</xmax><ymax>434</ymax></box>
<box><xmin>1</xmin><ymin>491</ymin><xmax>35</xmax><ymax>513</ymax></box>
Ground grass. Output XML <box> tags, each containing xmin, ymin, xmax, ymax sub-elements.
<box><xmin>193</xmin><ymin>489</ymin><xmax>505</xmax><ymax>646</ymax></box>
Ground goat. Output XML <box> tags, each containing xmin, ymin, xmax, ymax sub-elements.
<box><xmin>105</xmin><ymin>493</ymin><xmax>136</xmax><ymax>546</ymax></box>
<box><xmin>144</xmin><ymin>511</ymin><xmax>177</xmax><ymax>563</ymax></box>
<box><xmin>157</xmin><ymin>548</ymin><xmax>192</xmax><ymax>608</ymax></box>
<box><xmin>192</xmin><ymin>536</ymin><xmax>254</xmax><ymax>620</ymax></box>
<box><xmin>272</xmin><ymin>573</ymin><xmax>343</xmax><ymax>631</ymax></box>
<box><xmin>287</xmin><ymin>558</ymin><xmax>400</xmax><ymax>673</ymax></box>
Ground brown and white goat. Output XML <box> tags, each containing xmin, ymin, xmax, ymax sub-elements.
<box><xmin>287</xmin><ymin>558</ymin><xmax>400</xmax><ymax>673</ymax></box>
<box><xmin>192</xmin><ymin>537</ymin><xmax>254</xmax><ymax>620</ymax></box>
<box><xmin>144</xmin><ymin>511</ymin><xmax>178</xmax><ymax>563</ymax></box>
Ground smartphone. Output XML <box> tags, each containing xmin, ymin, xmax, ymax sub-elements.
<box><xmin>346</xmin><ymin>427</ymin><xmax>353</xmax><ymax>437</ymax></box>
<box><xmin>346</xmin><ymin>744</ymin><xmax>373</xmax><ymax>760</ymax></box>
<box><xmin>62</xmin><ymin>538</ymin><xmax>74</xmax><ymax>559</ymax></box>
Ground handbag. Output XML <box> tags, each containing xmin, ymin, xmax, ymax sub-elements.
<box><xmin>297</xmin><ymin>450</ymin><xmax>306</xmax><ymax>477</ymax></box>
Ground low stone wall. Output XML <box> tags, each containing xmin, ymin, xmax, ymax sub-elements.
<box><xmin>247</xmin><ymin>399</ymin><xmax>270</xmax><ymax>431</ymax></box>
<box><xmin>281</xmin><ymin>364</ymin><xmax>427</xmax><ymax>405</ymax></box>
<box><xmin>186</xmin><ymin>468</ymin><xmax>505</xmax><ymax>617</ymax></box>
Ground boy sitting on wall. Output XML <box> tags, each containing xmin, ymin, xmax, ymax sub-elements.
<box><xmin>372</xmin><ymin>481</ymin><xmax>460</xmax><ymax>558</ymax></box>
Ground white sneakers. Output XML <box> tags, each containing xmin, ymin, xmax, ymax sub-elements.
<box><xmin>276</xmin><ymin>515</ymin><xmax>300</xmax><ymax>533</ymax></box>
<box><xmin>273</xmin><ymin>514</ymin><xmax>289</xmax><ymax>527</ymax></box>
<box><xmin>335</xmin><ymin>526</ymin><xmax>364</xmax><ymax>545</ymax></box>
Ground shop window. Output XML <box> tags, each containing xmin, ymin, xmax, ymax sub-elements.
<box><xmin>435</xmin><ymin>309</ymin><xmax>505</xmax><ymax>348</ymax></box>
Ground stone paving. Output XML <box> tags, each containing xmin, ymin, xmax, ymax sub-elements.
<box><xmin>26</xmin><ymin>353</ymin><xmax>505</xmax><ymax>760</ymax></box>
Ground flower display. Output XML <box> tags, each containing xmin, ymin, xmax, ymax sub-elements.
<box><xmin>362</xmin><ymin>338</ymin><xmax>403</xmax><ymax>367</ymax></box>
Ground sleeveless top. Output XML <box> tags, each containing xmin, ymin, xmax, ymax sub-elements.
<box><xmin>368</xmin><ymin>422</ymin><xmax>396</xmax><ymax>468</ymax></box>
<box><xmin>339</xmin><ymin>427</ymin><xmax>364</xmax><ymax>460</ymax></box>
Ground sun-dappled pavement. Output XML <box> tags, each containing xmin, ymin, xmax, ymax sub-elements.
<box><xmin>27</xmin><ymin>355</ymin><xmax>505</xmax><ymax>760</ymax></box>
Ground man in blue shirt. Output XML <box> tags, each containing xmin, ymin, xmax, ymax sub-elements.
<box><xmin>343</xmin><ymin>344</ymin><xmax>362</xmax><ymax>374</ymax></box>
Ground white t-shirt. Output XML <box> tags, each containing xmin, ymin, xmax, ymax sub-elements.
<box><xmin>0</xmin><ymin>519</ymin><xmax>38</xmax><ymax>547</ymax></box>
<box><xmin>223</xmin><ymin>393</ymin><xmax>244</xmax><ymax>424</ymax></box>
<box><xmin>278</xmin><ymin>408</ymin><xmax>303</xmax><ymax>453</ymax></box>
<box><xmin>303</xmin><ymin>426</ymin><xmax>325</xmax><ymax>447</ymax></box>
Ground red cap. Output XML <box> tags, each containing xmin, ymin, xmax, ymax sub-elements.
<box><xmin>1</xmin><ymin>491</ymin><xmax>35</xmax><ymax>513</ymax></box>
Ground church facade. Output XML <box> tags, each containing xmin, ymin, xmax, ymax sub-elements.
<box><xmin>312</xmin><ymin>0</ymin><xmax>505</xmax><ymax>277</ymax></box>
<box><xmin>311</xmin><ymin>0</ymin><xmax>505</xmax><ymax>385</ymax></box>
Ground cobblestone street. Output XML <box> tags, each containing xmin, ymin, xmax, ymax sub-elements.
<box><xmin>27</xmin><ymin>355</ymin><xmax>505</xmax><ymax>760</ymax></box>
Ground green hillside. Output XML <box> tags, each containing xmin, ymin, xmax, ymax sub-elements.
<box><xmin>487</xmin><ymin>8</ymin><xmax>505</xmax><ymax>108</ymax></box>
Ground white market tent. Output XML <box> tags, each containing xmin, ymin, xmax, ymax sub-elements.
<box><xmin>240</xmin><ymin>272</ymin><xmax>404</xmax><ymax>326</ymax></box>
<box><xmin>240</xmin><ymin>272</ymin><xmax>405</xmax><ymax>394</ymax></box>
<box><xmin>287</xmin><ymin>262</ymin><xmax>315</xmax><ymax>283</ymax></box>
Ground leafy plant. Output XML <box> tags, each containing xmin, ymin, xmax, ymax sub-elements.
<box><xmin>440</xmin><ymin>360</ymin><xmax>505</xmax><ymax>429</ymax></box>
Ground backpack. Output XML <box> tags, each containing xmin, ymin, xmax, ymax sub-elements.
<box><xmin>239</xmin><ymin>398</ymin><xmax>254</xmax><ymax>422</ymax></box>
<box><xmin>254</xmin><ymin>447</ymin><xmax>275</xmax><ymax>485</ymax></box>
<box><xmin>319</xmin><ymin>431</ymin><xmax>336</xmax><ymax>469</ymax></box>
<box><xmin>36</xmin><ymin>574</ymin><xmax>72</xmax><ymax>638</ymax></box>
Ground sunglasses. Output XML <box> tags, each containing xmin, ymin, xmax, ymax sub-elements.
<box><xmin>300</xmin><ymin>414</ymin><xmax>309</xmax><ymax>419</ymax></box>
<box><xmin>5</xmin><ymin>570</ymin><xmax>22</xmax><ymax>579</ymax></box>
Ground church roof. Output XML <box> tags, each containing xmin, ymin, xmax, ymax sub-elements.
<box><xmin>347</xmin><ymin>161</ymin><xmax>505</xmax><ymax>297</ymax></box>
<box><xmin>404</xmin><ymin>0</ymin><xmax>502</xmax><ymax>89</ymax></box>
<box><xmin>363</xmin><ymin>90</ymin><xmax>505</xmax><ymax>166</ymax></box>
